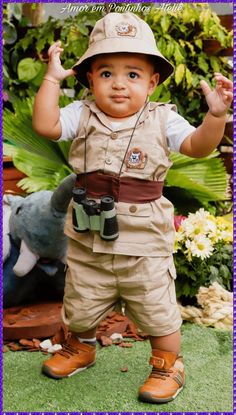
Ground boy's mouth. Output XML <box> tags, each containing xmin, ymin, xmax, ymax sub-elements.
<box><xmin>111</xmin><ymin>95</ymin><xmax>129</xmax><ymax>102</ymax></box>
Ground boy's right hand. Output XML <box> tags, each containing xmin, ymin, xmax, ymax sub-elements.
<box><xmin>45</xmin><ymin>41</ymin><xmax>76</xmax><ymax>82</ymax></box>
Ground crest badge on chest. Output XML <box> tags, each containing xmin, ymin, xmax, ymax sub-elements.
<box><xmin>125</xmin><ymin>147</ymin><xmax>147</xmax><ymax>169</ymax></box>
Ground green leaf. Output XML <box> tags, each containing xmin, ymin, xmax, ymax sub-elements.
<box><xmin>175</xmin><ymin>64</ymin><xmax>185</xmax><ymax>85</ymax></box>
<box><xmin>3</xmin><ymin>142</ymin><xmax>19</xmax><ymax>158</ymax></box>
<box><xmin>185</xmin><ymin>67</ymin><xmax>193</xmax><ymax>89</ymax></box>
<box><xmin>185</xmin><ymin>41</ymin><xmax>195</xmax><ymax>56</ymax></box>
<box><xmin>195</xmin><ymin>39</ymin><xmax>203</xmax><ymax>49</ymax></box>
<box><xmin>198</xmin><ymin>55</ymin><xmax>209</xmax><ymax>73</ymax></box>
<box><xmin>158</xmin><ymin>90</ymin><xmax>171</xmax><ymax>103</ymax></box>
<box><xmin>209</xmin><ymin>56</ymin><xmax>220</xmax><ymax>73</ymax></box>
<box><xmin>174</xmin><ymin>44</ymin><xmax>185</xmax><ymax>65</ymax></box>
<box><xmin>3</xmin><ymin>64</ymin><xmax>9</xmax><ymax>79</ymax></box>
<box><xmin>3</xmin><ymin>103</ymin><xmax>73</xmax><ymax>192</ymax></box>
<box><xmin>17</xmin><ymin>176</ymin><xmax>57</xmax><ymax>193</ymax></box>
<box><xmin>209</xmin><ymin>265</ymin><xmax>219</xmax><ymax>279</ymax></box>
<box><xmin>149</xmin><ymin>85</ymin><xmax>163</xmax><ymax>102</ymax></box>
<box><xmin>219</xmin><ymin>265</ymin><xmax>231</xmax><ymax>279</ymax></box>
<box><xmin>3</xmin><ymin>22</ymin><xmax>17</xmax><ymax>44</ymax></box>
<box><xmin>167</xmin><ymin>153</ymin><xmax>228</xmax><ymax>202</ymax></box>
<box><xmin>30</xmin><ymin>62</ymin><xmax>47</xmax><ymax>87</ymax></box>
<box><xmin>77</xmin><ymin>23</ymin><xmax>89</xmax><ymax>36</ymax></box>
<box><xmin>182</xmin><ymin>283</ymin><xmax>191</xmax><ymax>296</ymax></box>
<box><xmin>165</xmin><ymin>42</ymin><xmax>175</xmax><ymax>59</ymax></box>
<box><xmin>12</xmin><ymin>4</ymin><xmax>22</xmax><ymax>20</ymax></box>
<box><xmin>160</xmin><ymin>15</ymin><xmax>170</xmax><ymax>33</ymax></box>
<box><xmin>17</xmin><ymin>58</ymin><xmax>43</xmax><ymax>82</ymax></box>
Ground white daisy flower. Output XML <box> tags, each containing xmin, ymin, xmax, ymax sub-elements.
<box><xmin>185</xmin><ymin>235</ymin><xmax>214</xmax><ymax>260</ymax></box>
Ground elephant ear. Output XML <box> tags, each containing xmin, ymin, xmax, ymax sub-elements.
<box><xmin>50</xmin><ymin>173</ymin><xmax>76</xmax><ymax>213</ymax></box>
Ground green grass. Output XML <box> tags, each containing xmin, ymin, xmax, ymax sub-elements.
<box><xmin>3</xmin><ymin>323</ymin><xmax>233</xmax><ymax>412</ymax></box>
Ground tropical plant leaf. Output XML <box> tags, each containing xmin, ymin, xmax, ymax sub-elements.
<box><xmin>3</xmin><ymin>108</ymin><xmax>69</xmax><ymax>164</ymax></box>
<box><xmin>169</xmin><ymin>150</ymin><xmax>220</xmax><ymax>165</ymax></box>
<box><xmin>167</xmin><ymin>151</ymin><xmax>228</xmax><ymax>202</ymax></box>
<box><xmin>3</xmin><ymin>97</ymin><xmax>74</xmax><ymax>192</ymax></box>
<box><xmin>17</xmin><ymin>177</ymin><xmax>57</xmax><ymax>193</ymax></box>
<box><xmin>3</xmin><ymin>142</ymin><xmax>72</xmax><ymax>192</ymax></box>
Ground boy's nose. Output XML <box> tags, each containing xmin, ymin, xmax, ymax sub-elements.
<box><xmin>112</xmin><ymin>79</ymin><xmax>125</xmax><ymax>90</ymax></box>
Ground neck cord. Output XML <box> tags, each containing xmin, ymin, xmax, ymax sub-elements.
<box><xmin>118</xmin><ymin>101</ymin><xmax>149</xmax><ymax>177</ymax></box>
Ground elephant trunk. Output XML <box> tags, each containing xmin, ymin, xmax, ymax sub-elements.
<box><xmin>50</xmin><ymin>173</ymin><xmax>76</xmax><ymax>213</ymax></box>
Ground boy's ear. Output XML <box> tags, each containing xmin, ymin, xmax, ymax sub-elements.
<box><xmin>87</xmin><ymin>72</ymin><xmax>93</xmax><ymax>90</ymax></box>
<box><xmin>148</xmin><ymin>73</ymin><xmax>160</xmax><ymax>96</ymax></box>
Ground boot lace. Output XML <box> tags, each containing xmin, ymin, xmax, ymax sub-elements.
<box><xmin>57</xmin><ymin>343</ymin><xmax>80</xmax><ymax>359</ymax></box>
<box><xmin>149</xmin><ymin>367</ymin><xmax>173</xmax><ymax>380</ymax></box>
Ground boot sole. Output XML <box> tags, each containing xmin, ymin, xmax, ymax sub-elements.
<box><xmin>42</xmin><ymin>361</ymin><xmax>95</xmax><ymax>379</ymax></box>
<box><xmin>139</xmin><ymin>384</ymin><xmax>184</xmax><ymax>403</ymax></box>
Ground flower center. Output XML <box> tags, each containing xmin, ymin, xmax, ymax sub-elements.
<box><xmin>194</xmin><ymin>228</ymin><xmax>201</xmax><ymax>235</ymax></box>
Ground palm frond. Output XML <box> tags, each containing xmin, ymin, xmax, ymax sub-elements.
<box><xmin>167</xmin><ymin>151</ymin><xmax>228</xmax><ymax>202</ymax></box>
<box><xmin>3</xmin><ymin>108</ymin><xmax>70</xmax><ymax>165</ymax></box>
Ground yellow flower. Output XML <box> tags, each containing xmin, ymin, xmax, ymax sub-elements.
<box><xmin>215</xmin><ymin>217</ymin><xmax>233</xmax><ymax>243</ymax></box>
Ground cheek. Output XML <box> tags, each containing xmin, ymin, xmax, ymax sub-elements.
<box><xmin>94</xmin><ymin>84</ymin><xmax>103</xmax><ymax>95</ymax></box>
<box><xmin>131</xmin><ymin>84</ymin><xmax>149</xmax><ymax>97</ymax></box>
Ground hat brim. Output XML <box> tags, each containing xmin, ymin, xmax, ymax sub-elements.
<box><xmin>73</xmin><ymin>37</ymin><xmax>174</xmax><ymax>88</ymax></box>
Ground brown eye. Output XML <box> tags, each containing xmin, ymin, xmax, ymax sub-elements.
<box><xmin>101</xmin><ymin>71</ymin><xmax>111</xmax><ymax>78</ymax></box>
<box><xmin>129</xmin><ymin>72</ymin><xmax>138</xmax><ymax>79</ymax></box>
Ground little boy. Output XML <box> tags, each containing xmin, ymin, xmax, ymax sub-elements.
<box><xmin>33</xmin><ymin>12</ymin><xmax>232</xmax><ymax>403</ymax></box>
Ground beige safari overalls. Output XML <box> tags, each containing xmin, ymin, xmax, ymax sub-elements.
<box><xmin>62</xmin><ymin>100</ymin><xmax>182</xmax><ymax>336</ymax></box>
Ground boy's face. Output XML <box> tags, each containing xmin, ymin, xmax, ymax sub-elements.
<box><xmin>87</xmin><ymin>53</ymin><xmax>159</xmax><ymax>120</ymax></box>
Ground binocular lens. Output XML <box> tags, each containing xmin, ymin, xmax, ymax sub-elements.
<box><xmin>84</xmin><ymin>199</ymin><xmax>98</xmax><ymax>216</ymax></box>
<box><xmin>73</xmin><ymin>187</ymin><xmax>86</xmax><ymax>203</ymax></box>
<box><xmin>100</xmin><ymin>195</ymin><xmax>115</xmax><ymax>211</ymax></box>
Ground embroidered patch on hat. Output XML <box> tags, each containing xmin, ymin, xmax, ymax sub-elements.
<box><xmin>115</xmin><ymin>22</ymin><xmax>137</xmax><ymax>37</ymax></box>
<box><xmin>125</xmin><ymin>147</ymin><xmax>147</xmax><ymax>169</ymax></box>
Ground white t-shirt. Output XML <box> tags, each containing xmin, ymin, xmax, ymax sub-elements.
<box><xmin>59</xmin><ymin>101</ymin><xmax>196</xmax><ymax>152</ymax></box>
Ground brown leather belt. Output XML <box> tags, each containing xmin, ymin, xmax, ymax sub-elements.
<box><xmin>76</xmin><ymin>171</ymin><xmax>163</xmax><ymax>203</ymax></box>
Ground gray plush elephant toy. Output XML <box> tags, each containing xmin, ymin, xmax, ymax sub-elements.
<box><xmin>3</xmin><ymin>173</ymin><xmax>76</xmax><ymax>277</ymax></box>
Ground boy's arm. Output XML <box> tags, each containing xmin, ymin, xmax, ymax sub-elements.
<box><xmin>180</xmin><ymin>73</ymin><xmax>233</xmax><ymax>158</ymax></box>
<box><xmin>32</xmin><ymin>41</ymin><xmax>75</xmax><ymax>140</ymax></box>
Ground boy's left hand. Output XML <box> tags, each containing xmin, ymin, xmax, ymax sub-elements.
<box><xmin>200</xmin><ymin>73</ymin><xmax>233</xmax><ymax>117</ymax></box>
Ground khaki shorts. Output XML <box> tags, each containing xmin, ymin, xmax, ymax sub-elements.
<box><xmin>62</xmin><ymin>239</ymin><xmax>182</xmax><ymax>336</ymax></box>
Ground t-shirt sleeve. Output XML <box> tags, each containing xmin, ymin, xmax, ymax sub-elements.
<box><xmin>166</xmin><ymin>110</ymin><xmax>196</xmax><ymax>152</ymax></box>
<box><xmin>58</xmin><ymin>100</ymin><xmax>83</xmax><ymax>141</ymax></box>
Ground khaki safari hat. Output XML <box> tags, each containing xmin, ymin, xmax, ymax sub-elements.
<box><xmin>73</xmin><ymin>12</ymin><xmax>174</xmax><ymax>88</ymax></box>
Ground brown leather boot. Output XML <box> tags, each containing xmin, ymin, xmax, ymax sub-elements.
<box><xmin>42</xmin><ymin>334</ymin><xmax>96</xmax><ymax>379</ymax></box>
<box><xmin>138</xmin><ymin>349</ymin><xmax>185</xmax><ymax>403</ymax></box>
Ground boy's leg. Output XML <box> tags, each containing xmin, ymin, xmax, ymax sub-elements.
<box><xmin>42</xmin><ymin>328</ymin><xmax>97</xmax><ymax>379</ymax></box>
<box><xmin>42</xmin><ymin>239</ymin><xmax>118</xmax><ymax>379</ymax></box>
<box><xmin>118</xmin><ymin>254</ymin><xmax>184</xmax><ymax>403</ymax></box>
<box><xmin>149</xmin><ymin>329</ymin><xmax>181</xmax><ymax>354</ymax></box>
<box><xmin>139</xmin><ymin>329</ymin><xmax>185</xmax><ymax>403</ymax></box>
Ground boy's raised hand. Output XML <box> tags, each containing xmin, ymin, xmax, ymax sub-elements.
<box><xmin>46</xmin><ymin>41</ymin><xmax>76</xmax><ymax>82</ymax></box>
<box><xmin>200</xmin><ymin>73</ymin><xmax>233</xmax><ymax>117</ymax></box>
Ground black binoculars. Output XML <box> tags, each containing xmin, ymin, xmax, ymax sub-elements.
<box><xmin>72</xmin><ymin>187</ymin><xmax>119</xmax><ymax>241</ymax></box>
